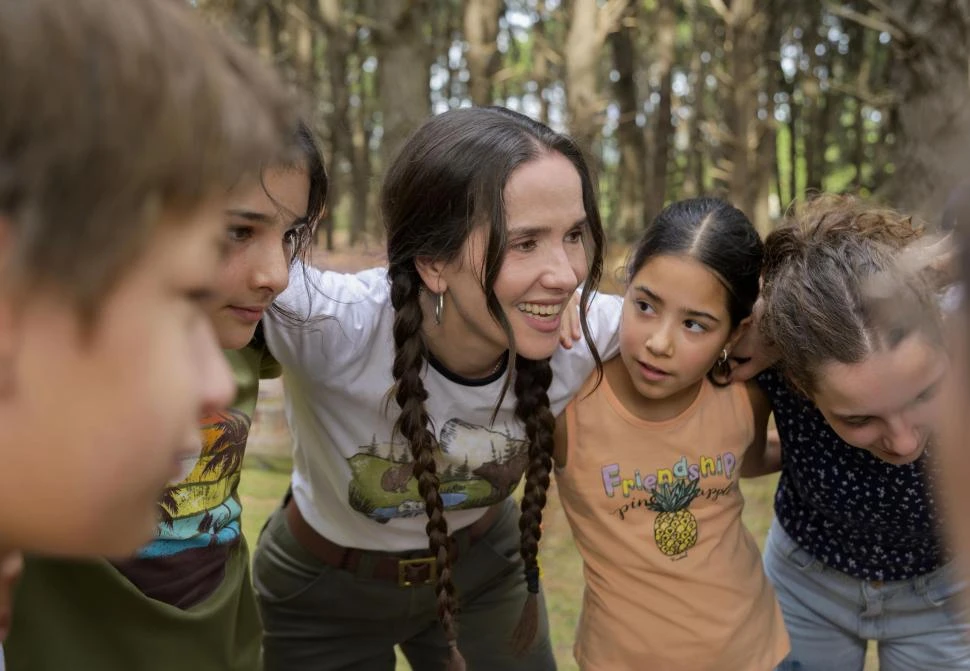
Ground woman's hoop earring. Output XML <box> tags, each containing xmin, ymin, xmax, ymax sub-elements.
<box><xmin>718</xmin><ymin>349</ymin><xmax>729</xmax><ymax>366</ymax></box>
<box><xmin>434</xmin><ymin>292</ymin><xmax>444</xmax><ymax>326</ymax></box>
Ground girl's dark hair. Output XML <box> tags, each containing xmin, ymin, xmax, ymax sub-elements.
<box><xmin>760</xmin><ymin>194</ymin><xmax>941</xmax><ymax>396</ymax></box>
<box><xmin>266</xmin><ymin>121</ymin><xmax>328</xmax><ymax>325</ymax></box>
<box><xmin>286</xmin><ymin>121</ymin><xmax>328</xmax><ymax>265</ymax></box>
<box><xmin>381</xmin><ymin>106</ymin><xmax>605</xmax><ymax>665</ymax></box>
<box><xmin>626</xmin><ymin>197</ymin><xmax>763</xmax><ymax>384</ymax></box>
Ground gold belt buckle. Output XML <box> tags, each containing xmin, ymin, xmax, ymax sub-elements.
<box><xmin>398</xmin><ymin>556</ymin><xmax>437</xmax><ymax>587</ymax></box>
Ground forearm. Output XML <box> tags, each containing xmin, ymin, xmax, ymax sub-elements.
<box><xmin>742</xmin><ymin>429</ymin><xmax>782</xmax><ymax>477</ymax></box>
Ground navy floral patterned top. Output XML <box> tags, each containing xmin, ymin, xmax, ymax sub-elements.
<box><xmin>758</xmin><ymin>367</ymin><xmax>944</xmax><ymax>581</ymax></box>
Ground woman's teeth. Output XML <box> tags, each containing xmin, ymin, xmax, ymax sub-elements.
<box><xmin>517</xmin><ymin>302</ymin><xmax>563</xmax><ymax>319</ymax></box>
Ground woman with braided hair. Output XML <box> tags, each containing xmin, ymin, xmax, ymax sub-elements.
<box><xmin>253</xmin><ymin>106</ymin><xmax>621</xmax><ymax>670</ymax></box>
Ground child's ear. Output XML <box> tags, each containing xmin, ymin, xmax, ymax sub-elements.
<box><xmin>414</xmin><ymin>256</ymin><xmax>448</xmax><ymax>295</ymax></box>
<box><xmin>725</xmin><ymin>315</ymin><xmax>754</xmax><ymax>354</ymax></box>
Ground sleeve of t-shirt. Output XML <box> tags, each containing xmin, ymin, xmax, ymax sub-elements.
<box><xmin>263</xmin><ymin>263</ymin><xmax>390</xmax><ymax>381</ymax></box>
<box><xmin>755</xmin><ymin>367</ymin><xmax>785</xmax><ymax>408</ymax></box>
<box><xmin>583</xmin><ymin>290</ymin><xmax>623</xmax><ymax>360</ymax></box>
<box><xmin>547</xmin><ymin>290</ymin><xmax>623</xmax><ymax>410</ymax></box>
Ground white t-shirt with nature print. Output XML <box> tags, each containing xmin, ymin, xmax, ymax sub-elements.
<box><xmin>264</xmin><ymin>264</ymin><xmax>621</xmax><ymax>551</ymax></box>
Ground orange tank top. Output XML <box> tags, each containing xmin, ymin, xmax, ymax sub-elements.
<box><xmin>557</xmin><ymin>373</ymin><xmax>789</xmax><ymax>671</ymax></box>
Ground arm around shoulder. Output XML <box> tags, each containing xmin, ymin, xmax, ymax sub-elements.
<box><xmin>741</xmin><ymin>381</ymin><xmax>781</xmax><ymax>478</ymax></box>
<box><xmin>582</xmin><ymin>290</ymin><xmax>624</xmax><ymax>360</ymax></box>
<box><xmin>552</xmin><ymin>412</ymin><xmax>569</xmax><ymax>469</ymax></box>
<box><xmin>263</xmin><ymin>263</ymin><xmax>390</xmax><ymax>374</ymax></box>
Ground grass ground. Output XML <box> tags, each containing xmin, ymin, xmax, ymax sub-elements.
<box><xmin>239</xmin><ymin>454</ymin><xmax>878</xmax><ymax>669</ymax></box>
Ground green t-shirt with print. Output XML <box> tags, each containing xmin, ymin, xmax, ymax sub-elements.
<box><xmin>5</xmin><ymin>343</ymin><xmax>278</xmax><ymax>671</ymax></box>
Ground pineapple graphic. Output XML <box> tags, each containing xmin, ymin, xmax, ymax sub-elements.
<box><xmin>647</xmin><ymin>478</ymin><xmax>701</xmax><ymax>558</ymax></box>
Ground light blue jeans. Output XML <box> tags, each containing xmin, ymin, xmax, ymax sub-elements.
<box><xmin>766</xmin><ymin>519</ymin><xmax>970</xmax><ymax>670</ymax></box>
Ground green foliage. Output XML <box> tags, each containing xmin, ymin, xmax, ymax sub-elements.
<box><xmin>646</xmin><ymin>478</ymin><xmax>701</xmax><ymax>513</ymax></box>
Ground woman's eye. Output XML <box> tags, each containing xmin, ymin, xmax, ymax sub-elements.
<box><xmin>565</xmin><ymin>229</ymin><xmax>584</xmax><ymax>244</ymax></box>
<box><xmin>227</xmin><ymin>225</ymin><xmax>253</xmax><ymax>243</ymax></box>
<box><xmin>844</xmin><ymin>416</ymin><xmax>872</xmax><ymax>427</ymax></box>
<box><xmin>512</xmin><ymin>239</ymin><xmax>537</xmax><ymax>252</ymax></box>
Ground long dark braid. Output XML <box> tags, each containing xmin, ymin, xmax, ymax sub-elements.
<box><xmin>381</xmin><ymin>106</ymin><xmax>607</xmax><ymax>667</ymax></box>
<box><xmin>388</xmin><ymin>261</ymin><xmax>463</xmax><ymax>669</ymax></box>
<box><xmin>510</xmin><ymin>355</ymin><xmax>555</xmax><ymax>652</ymax></box>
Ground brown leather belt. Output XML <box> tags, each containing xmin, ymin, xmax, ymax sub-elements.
<box><xmin>283</xmin><ymin>497</ymin><xmax>502</xmax><ymax>587</ymax></box>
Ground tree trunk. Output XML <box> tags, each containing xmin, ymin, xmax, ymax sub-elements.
<box><xmin>609</xmin><ymin>2</ymin><xmax>646</xmax><ymax>241</ymax></box>
<box><xmin>253</xmin><ymin>1</ymin><xmax>283</xmax><ymax>61</ymax></box>
<box><xmin>319</xmin><ymin>0</ymin><xmax>355</xmax><ymax>250</ymax></box>
<box><xmin>752</xmin><ymin>0</ymin><xmax>783</xmax><ymax>233</ymax></box>
<box><xmin>801</xmin><ymin>11</ymin><xmax>826</xmax><ymax>198</ymax></box>
<box><xmin>464</xmin><ymin>0</ymin><xmax>503</xmax><ymax>106</ymax></box>
<box><xmin>647</xmin><ymin>0</ymin><xmax>675</xmax><ymax>221</ymax></box>
<box><xmin>350</xmin><ymin>97</ymin><xmax>373</xmax><ymax>246</ymax></box>
<box><xmin>373</xmin><ymin>0</ymin><xmax>432</xmax><ymax>170</ymax></box>
<box><xmin>564</xmin><ymin>0</ymin><xmax>629</xmax><ymax>160</ymax></box>
<box><xmin>683</xmin><ymin>0</ymin><xmax>706</xmax><ymax>198</ymax></box>
<box><xmin>879</xmin><ymin>0</ymin><xmax>970</xmax><ymax>217</ymax></box>
<box><xmin>787</xmin><ymin>85</ymin><xmax>797</xmax><ymax>204</ymax></box>
<box><xmin>711</xmin><ymin>0</ymin><xmax>766</xmax><ymax>222</ymax></box>
<box><xmin>564</xmin><ymin>0</ymin><xmax>602</xmax><ymax>159</ymax></box>
<box><xmin>293</xmin><ymin>0</ymin><xmax>316</xmax><ymax>99</ymax></box>
<box><xmin>533</xmin><ymin>0</ymin><xmax>552</xmax><ymax>125</ymax></box>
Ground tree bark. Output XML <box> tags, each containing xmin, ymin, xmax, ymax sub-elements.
<box><xmin>876</xmin><ymin>0</ymin><xmax>970</xmax><ymax>217</ymax></box>
<box><xmin>609</xmin><ymin>2</ymin><xmax>646</xmax><ymax>241</ymax></box>
<box><xmin>683</xmin><ymin>0</ymin><xmax>706</xmax><ymax>198</ymax></box>
<box><xmin>710</xmin><ymin>0</ymin><xmax>767</xmax><ymax>225</ymax></box>
<box><xmin>464</xmin><ymin>0</ymin><xmax>504</xmax><ymax>106</ymax></box>
<box><xmin>801</xmin><ymin>9</ymin><xmax>825</xmax><ymax>195</ymax></box>
<box><xmin>647</xmin><ymin>0</ymin><xmax>676</xmax><ymax>222</ymax></box>
<box><xmin>372</xmin><ymin>0</ymin><xmax>432</xmax><ymax>170</ymax></box>
<box><xmin>753</xmin><ymin>0</ymin><xmax>783</xmax><ymax>232</ymax></box>
<box><xmin>533</xmin><ymin>0</ymin><xmax>552</xmax><ymax>125</ymax></box>
<box><xmin>318</xmin><ymin>0</ymin><xmax>356</xmax><ymax>249</ymax></box>
<box><xmin>565</xmin><ymin>0</ymin><xmax>630</xmax><ymax>160</ymax></box>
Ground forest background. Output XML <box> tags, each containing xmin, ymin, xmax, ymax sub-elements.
<box><xmin>197</xmin><ymin>2</ymin><xmax>970</xmax><ymax>669</ymax></box>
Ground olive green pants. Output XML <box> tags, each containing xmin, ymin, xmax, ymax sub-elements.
<box><xmin>253</xmin><ymin>498</ymin><xmax>556</xmax><ymax>671</ymax></box>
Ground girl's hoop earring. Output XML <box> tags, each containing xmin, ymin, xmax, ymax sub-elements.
<box><xmin>718</xmin><ymin>349</ymin><xmax>729</xmax><ymax>366</ymax></box>
<box><xmin>434</xmin><ymin>292</ymin><xmax>444</xmax><ymax>326</ymax></box>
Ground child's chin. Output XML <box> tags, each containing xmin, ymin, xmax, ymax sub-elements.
<box><xmin>220</xmin><ymin>325</ymin><xmax>258</xmax><ymax>350</ymax></box>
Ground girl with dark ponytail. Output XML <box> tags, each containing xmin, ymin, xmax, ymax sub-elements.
<box><xmin>554</xmin><ymin>198</ymin><xmax>789</xmax><ymax>670</ymax></box>
<box><xmin>253</xmin><ymin>106</ymin><xmax>621</xmax><ymax>670</ymax></box>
